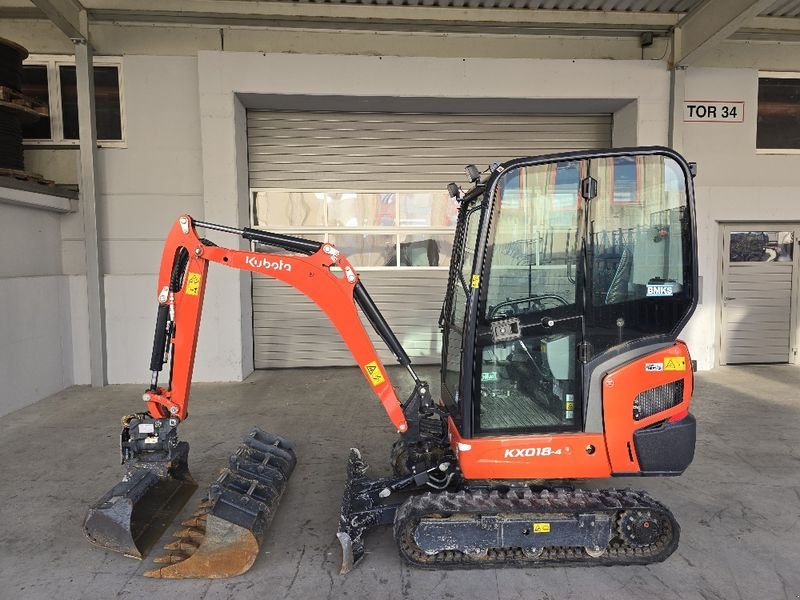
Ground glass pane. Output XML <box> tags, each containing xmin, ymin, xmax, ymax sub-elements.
<box><xmin>326</xmin><ymin>192</ymin><xmax>395</xmax><ymax>227</ymax></box>
<box><xmin>477</xmin><ymin>161</ymin><xmax>582</xmax><ymax>434</ymax></box>
<box><xmin>398</xmin><ymin>191</ymin><xmax>458</xmax><ymax>228</ymax></box>
<box><xmin>444</xmin><ymin>205</ymin><xmax>483</xmax><ymax>403</ymax></box>
<box><xmin>253</xmin><ymin>233</ymin><xmax>324</xmax><ymax>255</ymax></box>
<box><xmin>757</xmin><ymin>77</ymin><xmax>800</xmax><ymax>150</ymax></box>
<box><xmin>730</xmin><ymin>231</ymin><xmax>793</xmax><ymax>262</ymax></box>
<box><xmin>586</xmin><ymin>154</ymin><xmax>693</xmax><ymax>354</ymax></box>
<box><xmin>60</xmin><ymin>65</ymin><xmax>122</xmax><ymax>140</ymax></box>
<box><xmin>252</xmin><ymin>191</ymin><xmax>325</xmax><ymax>228</ymax></box>
<box><xmin>20</xmin><ymin>65</ymin><xmax>51</xmax><ymax>139</ymax></box>
<box><xmin>478</xmin><ymin>331</ymin><xmax>577</xmax><ymax>432</ymax></box>
<box><xmin>399</xmin><ymin>233</ymin><xmax>453</xmax><ymax>267</ymax></box>
<box><xmin>485</xmin><ymin>161</ymin><xmax>581</xmax><ymax>320</ymax></box>
<box><xmin>329</xmin><ymin>233</ymin><xmax>396</xmax><ymax>267</ymax></box>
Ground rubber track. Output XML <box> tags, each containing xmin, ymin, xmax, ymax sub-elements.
<box><xmin>394</xmin><ymin>487</ymin><xmax>679</xmax><ymax>569</ymax></box>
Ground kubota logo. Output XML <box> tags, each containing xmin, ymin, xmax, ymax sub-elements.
<box><xmin>244</xmin><ymin>255</ymin><xmax>292</xmax><ymax>272</ymax></box>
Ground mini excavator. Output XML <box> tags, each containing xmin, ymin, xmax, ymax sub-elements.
<box><xmin>84</xmin><ymin>146</ymin><xmax>698</xmax><ymax>578</ymax></box>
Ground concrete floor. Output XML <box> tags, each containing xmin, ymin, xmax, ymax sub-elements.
<box><xmin>1</xmin><ymin>364</ymin><xmax>799</xmax><ymax>600</ymax></box>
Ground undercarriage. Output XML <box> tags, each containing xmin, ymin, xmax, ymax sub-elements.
<box><xmin>337</xmin><ymin>442</ymin><xmax>679</xmax><ymax>573</ymax></box>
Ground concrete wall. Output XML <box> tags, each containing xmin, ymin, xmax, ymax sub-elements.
<box><xmin>0</xmin><ymin>201</ymin><xmax>88</xmax><ymax>416</ymax></box>
<box><xmin>197</xmin><ymin>52</ymin><xmax>672</xmax><ymax>381</ymax></box>
<box><xmin>0</xmin><ymin>15</ymin><xmax>796</xmax><ymax>383</ymax></box>
<box><xmin>57</xmin><ymin>55</ymin><xmax>206</xmax><ymax>383</ymax></box>
<box><xmin>677</xmin><ymin>67</ymin><xmax>800</xmax><ymax>369</ymax></box>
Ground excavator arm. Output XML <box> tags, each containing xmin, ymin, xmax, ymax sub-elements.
<box><xmin>145</xmin><ymin>214</ymin><xmax>420</xmax><ymax>432</ymax></box>
<box><xmin>84</xmin><ymin>215</ymin><xmax>437</xmax><ymax>574</ymax></box>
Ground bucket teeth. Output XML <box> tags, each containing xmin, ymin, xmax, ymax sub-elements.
<box><xmin>163</xmin><ymin>539</ymin><xmax>200</xmax><ymax>552</ymax></box>
<box><xmin>174</xmin><ymin>526</ymin><xmax>206</xmax><ymax>540</ymax></box>
<box><xmin>144</xmin><ymin>427</ymin><xmax>296</xmax><ymax>579</ymax></box>
<box><xmin>181</xmin><ymin>515</ymin><xmax>207</xmax><ymax>527</ymax></box>
<box><xmin>152</xmin><ymin>552</ymin><xmax>190</xmax><ymax>564</ymax></box>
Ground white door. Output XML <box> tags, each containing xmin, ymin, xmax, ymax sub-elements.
<box><xmin>720</xmin><ymin>225</ymin><xmax>798</xmax><ymax>364</ymax></box>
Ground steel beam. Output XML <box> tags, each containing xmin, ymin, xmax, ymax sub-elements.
<box><xmin>31</xmin><ymin>0</ymin><xmax>85</xmax><ymax>41</ymax></box>
<box><xmin>673</xmin><ymin>0</ymin><xmax>776</xmax><ymax>66</ymax></box>
<box><xmin>74</xmin><ymin>34</ymin><xmax>107</xmax><ymax>387</ymax></box>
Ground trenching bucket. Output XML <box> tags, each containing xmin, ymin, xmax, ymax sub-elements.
<box><xmin>144</xmin><ymin>428</ymin><xmax>296</xmax><ymax>578</ymax></box>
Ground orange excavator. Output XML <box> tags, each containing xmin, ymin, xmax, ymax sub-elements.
<box><xmin>84</xmin><ymin>146</ymin><xmax>698</xmax><ymax>578</ymax></box>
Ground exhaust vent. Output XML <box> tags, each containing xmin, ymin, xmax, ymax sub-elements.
<box><xmin>633</xmin><ymin>380</ymin><xmax>683</xmax><ymax>421</ymax></box>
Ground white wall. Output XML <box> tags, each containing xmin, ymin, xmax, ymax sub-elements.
<box><xmin>0</xmin><ymin>201</ymin><xmax>88</xmax><ymax>416</ymax></box>
<box><xmin>58</xmin><ymin>55</ymin><xmax>206</xmax><ymax>383</ymax></box>
<box><xmin>196</xmin><ymin>52</ymin><xmax>672</xmax><ymax>381</ymax></box>
<box><xmin>4</xmin><ymin>44</ymin><xmax>794</xmax><ymax>386</ymax></box>
<box><xmin>677</xmin><ymin>67</ymin><xmax>800</xmax><ymax>369</ymax></box>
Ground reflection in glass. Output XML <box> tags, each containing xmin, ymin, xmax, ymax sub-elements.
<box><xmin>399</xmin><ymin>192</ymin><xmax>458</xmax><ymax>228</ymax></box>
<box><xmin>612</xmin><ymin>156</ymin><xmax>638</xmax><ymax>204</ymax></box>
<box><xmin>399</xmin><ymin>233</ymin><xmax>454</xmax><ymax>267</ymax></box>
<box><xmin>252</xmin><ymin>191</ymin><xmax>325</xmax><ymax>228</ymax></box>
<box><xmin>729</xmin><ymin>231</ymin><xmax>793</xmax><ymax>262</ymax></box>
<box><xmin>327</xmin><ymin>192</ymin><xmax>395</xmax><ymax>228</ymax></box>
<box><xmin>329</xmin><ymin>233</ymin><xmax>396</xmax><ymax>267</ymax></box>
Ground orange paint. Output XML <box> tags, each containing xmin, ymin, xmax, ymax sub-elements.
<box><xmin>449</xmin><ymin>420</ymin><xmax>612</xmax><ymax>480</ymax></box>
<box><xmin>602</xmin><ymin>341</ymin><xmax>693</xmax><ymax>474</ymax></box>
<box><xmin>146</xmin><ymin>216</ymin><xmax>407</xmax><ymax>432</ymax></box>
<box><xmin>449</xmin><ymin>341</ymin><xmax>694</xmax><ymax>481</ymax></box>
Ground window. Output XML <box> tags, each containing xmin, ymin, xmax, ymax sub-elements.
<box><xmin>757</xmin><ymin>73</ymin><xmax>800</xmax><ymax>152</ymax></box>
<box><xmin>251</xmin><ymin>190</ymin><xmax>458</xmax><ymax>268</ymax></box>
<box><xmin>20</xmin><ymin>56</ymin><xmax>124</xmax><ymax>145</ymax></box>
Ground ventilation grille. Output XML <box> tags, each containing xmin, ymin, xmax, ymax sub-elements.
<box><xmin>633</xmin><ymin>380</ymin><xmax>684</xmax><ymax>421</ymax></box>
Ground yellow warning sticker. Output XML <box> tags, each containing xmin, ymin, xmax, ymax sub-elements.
<box><xmin>565</xmin><ymin>401</ymin><xmax>574</xmax><ymax>411</ymax></box>
<box><xmin>533</xmin><ymin>523</ymin><xmax>551</xmax><ymax>534</ymax></box>
<box><xmin>364</xmin><ymin>361</ymin><xmax>385</xmax><ymax>387</ymax></box>
<box><xmin>663</xmin><ymin>357</ymin><xmax>686</xmax><ymax>371</ymax></box>
<box><xmin>471</xmin><ymin>274</ymin><xmax>481</xmax><ymax>288</ymax></box>
<box><xmin>185</xmin><ymin>272</ymin><xmax>202</xmax><ymax>296</ymax></box>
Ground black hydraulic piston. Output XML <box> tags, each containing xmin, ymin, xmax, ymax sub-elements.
<box><xmin>150</xmin><ymin>304</ymin><xmax>170</xmax><ymax>373</ymax></box>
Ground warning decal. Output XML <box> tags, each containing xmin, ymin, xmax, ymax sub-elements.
<box><xmin>471</xmin><ymin>274</ymin><xmax>481</xmax><ymax>289</ymax></box>
<box><xmin>663</xmin><ymin>357</ymin><xmax>686</xmax><ymax>371</ymax></box>
<box><xmin>186</xmin><ymin>272</ymin><xmax>202</xmax><ymax>296</ymax></box>
<box><xmin>364</xmin><ymin>361</ymin><xmax>386</xmax><ymax>386</ymax></box>
<box><xmin>533</xmin><ymin>523</ymin><xmax>551</xmax><ymax>534</ymax></box>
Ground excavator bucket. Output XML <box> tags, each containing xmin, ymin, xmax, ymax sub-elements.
<box><xmin>144</xmin><ymin>428</ymin><xmax>296</xmax><ymax>579</ymax></box>
<box><xmin>83</xmin><ymin>441</ymin><xmax>197</xmax><ymax>559</ymax></box>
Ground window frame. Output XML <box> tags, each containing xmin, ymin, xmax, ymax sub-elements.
<box><xmin>756</xmin><ymin>70</ymin><xmax>800</xmax><ymax>155</ymax></box>
<box><xmin>21</xmin><ymin>54</ymin><xmax>126</xmax><ymax>148</ymax></box>
<box><xmin>249</xmin><ymin>187</ymin><xmax>458</xmax><ymax>270</ymax></box>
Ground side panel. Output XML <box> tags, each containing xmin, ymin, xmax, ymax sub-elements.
<box><xmin>449</xmin><ymin>419</ymin><xmax>612</xmax><ymax>480</ymax></box>
<box><xmin>602</xmin><ymin>341</ymin><xmax>694</xmax><ymax>474</ymax></box>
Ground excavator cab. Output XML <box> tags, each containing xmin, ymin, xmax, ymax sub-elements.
<box><xmin>439</xmin><ymin>147</ymin><xmax>697</xmax><ymax>479</ymax></box>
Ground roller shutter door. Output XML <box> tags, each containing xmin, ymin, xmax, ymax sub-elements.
<box><xmin>248</xmin><ymin>110</ymin><xmax>612</xmax><ymax>368</ymax></box>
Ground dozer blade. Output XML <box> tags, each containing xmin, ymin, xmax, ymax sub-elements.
<box><xmin>83</xmin><ymin>442</ymin><xmax>197</xmax><ymax>559</ymax></box>
<box><xmin>337</xmin><ymin>448</ymin><xmax>403</xmax><ymax>575</ymax></box>
<box><xmin>145</xmin><ymin>428</ymin><xmax>296</xmax><ymax>579</ymax></box>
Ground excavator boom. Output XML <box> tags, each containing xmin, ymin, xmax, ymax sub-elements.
<box><xmin>84</xmin><ymin>215</ymin><xmax>433</xmax><ymax>575</ymax></box>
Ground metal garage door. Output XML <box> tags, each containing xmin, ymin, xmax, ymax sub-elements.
<box><xmin>248</xmin><ymin>110</ymin><xmax>612</xmax><ymax>368</ymax></box>
<box><xmin>720</xmin><ymin>225</ymin><xmax>798</xmax><ymax>364</ymax></box>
